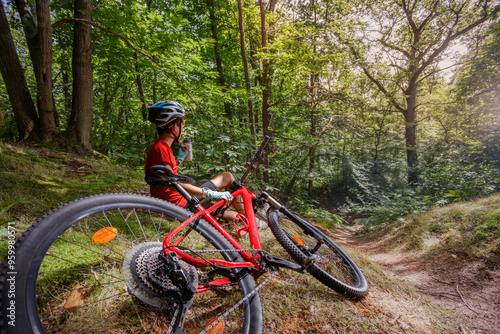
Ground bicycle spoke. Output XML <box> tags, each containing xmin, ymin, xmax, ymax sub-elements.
<box><xmin>43</xmin><ymin>253</ymin><xmax>119</xmax><ymax>272</ymax></box>
<box><xmin>149</xmin><ymin>315</ymin><xmax>159</xmax><ymax>334</ymax></box>
<box><xmin>41</xmin><ymin>292</ymin><xmax>128</xmax><ymax>323</ymax></box>
<box><xmin>97</xmin><ymin>298</ymin><xmax>128</xmax><ymax>334</ymax></box>
<box><xmin>73</xmin><ymin>217</ymin><xmax>132</xmax><ymax>254</ymax></box>
<box><xmin>118</xmin><ymin>209</ymin><xmax>139</xmax><ymax>241</ymax></box>
<box><xmin>74</xmin><ymin>296</ymin><xmax>129</xmax><ymax>333</ymax></box>
<box><xmin>56</xmin><ymin>237</ymin><xmax>123</xmax><ymax>262</ymax></box>
<box><xmin>38</xmin><ymin>266</ymin><xmax>123</xmax><ymax>283</ymax></box>
<box><xmin>36</xmin><ymin>281</ymin><xmax>125</xmax><ymax>298</ymax></box>
<box><xmin>132</xmin><ymin>209</ymin><xmax>149</xmax><ymax>241</ymax></box>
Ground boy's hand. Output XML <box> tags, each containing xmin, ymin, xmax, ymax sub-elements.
<box><xmin>176</xmin><ymin>147</ymin><xmax>190</xmax><ymax>164</ymax></box>
<box><xmin>202</xmin><ymin>189</ymin><xmax>233</xmax><ymax>206</ymax></box>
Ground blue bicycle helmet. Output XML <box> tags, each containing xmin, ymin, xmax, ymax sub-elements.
<box><xmin>148</xmin><ymin>100</ymin><xmax>185</xmax><ymax>127</ymax></box>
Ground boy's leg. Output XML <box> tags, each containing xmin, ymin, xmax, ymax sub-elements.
<box><xmin>210</xmin><ymin>172</ymin><xmax>244</xmax><ymax>214</ymax></box>
<box><xmin>209</xmin><ymin>172</ymin><xmax>235</xmax><ymax>190</ymax></box>
<box><xmin>196</xmin><ymin>179</ymin><xmax>239</xmax><ymax>220</ymax></box>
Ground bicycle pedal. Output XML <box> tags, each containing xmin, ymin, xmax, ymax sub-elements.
<box><xmin>303</xmin><ymin>254</ymin><xmax>319</xmax><ymax>268</ymax></box>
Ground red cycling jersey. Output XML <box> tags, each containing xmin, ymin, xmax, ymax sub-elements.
<box><xmin>145</xmin><ymin>139</ymin><xmax>188</xmax><ymax>207</ymax></box>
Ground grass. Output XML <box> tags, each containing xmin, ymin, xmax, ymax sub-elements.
<box><xmin>361</xmin><ymin>192</ymin><xmax>500</xmax><ymax>269</ymax></box>
<box><xmin>0</xmin><ymin>140</ymin><xmax>146</xmax><ymax>256</ymax></box>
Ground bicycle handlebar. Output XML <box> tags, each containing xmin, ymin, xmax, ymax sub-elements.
<box><xmin>256</xmin><ymin>135</ymin><xmax>271</xmax><ymax>157</ymax></box>
<box><xmin>239</xmin><ymin>135</ymin><xmax>270</xmax><ymax>184</ymax></box>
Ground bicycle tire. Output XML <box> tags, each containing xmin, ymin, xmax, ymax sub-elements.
<box><xmin>0</xmin><ymin>194</ymin><xmax>263</xmax><ymax>333</ymax></box>
<box><xmin>267</xmin><ymin>209</ymin><xmax>368</xmax><ymax>299</ymax></box>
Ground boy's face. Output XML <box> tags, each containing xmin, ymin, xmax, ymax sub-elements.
<box><xmin>175</xmin><ymin>118</ymin><xmax>184</xmax><ymax>136</ymax></box>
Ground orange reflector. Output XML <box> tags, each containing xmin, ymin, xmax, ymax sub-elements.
<box><xmin>293</xmin><ymin>235</ymin><xmax>304</xmax><ymax>246</ymax></box>
<box><xmin>205</xmin><ymin>318</ymin><xmax>224</xmax><ymax>334</ymax></box>
<box><xmin>92</xmin><ymin>227</ymin><xmax>118</xmax><ymax>244</ymax></box>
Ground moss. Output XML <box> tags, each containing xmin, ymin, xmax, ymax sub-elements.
<box><xmin>429</xmin><ymin>223</ymin><xmax>442</xmax><ymax>233</ymax></box>
<box><xmin>484</xmin><ymin>209</ymin><xmax>500</xmax><ymax>230</ymax></box>
<box><xmin>0</xmin><ymin>141</ymin><xmax>145</xmax><ymax>255</ymax></box>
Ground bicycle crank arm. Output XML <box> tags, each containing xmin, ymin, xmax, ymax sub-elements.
<box><xmin>261</xmin><ymin>252</ymin><xmax>305</xmax><ymax>273</ymax></box>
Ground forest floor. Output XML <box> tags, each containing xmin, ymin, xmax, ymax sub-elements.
<box><xmin>330</xmin><ymin>226</ymin><xmax>500</xmax><ymax>333</ymax></box>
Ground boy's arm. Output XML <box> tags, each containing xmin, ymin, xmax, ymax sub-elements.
<box><xmin>162</xmin><ymin>163</ymin><xmax>232</xmax><ymax>205</ymax></box>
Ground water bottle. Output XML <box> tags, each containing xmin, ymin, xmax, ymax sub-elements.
<box><xmin>183</xmin><ymin>139</ymin><xmax>193</xmax><ymax>162</ymax></box>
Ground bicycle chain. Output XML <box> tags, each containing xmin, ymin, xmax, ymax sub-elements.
<box><xmin>170</xmin><ymin>247</ymin><xmax>271</xmax><ymax>270</ymax></box>
<box><xmin>199</xmin><ymin>271</ymin><xmax>277</xmax><ymax>334</ymax></box>
<box><xmin>167</xmin><ymin>307</ymin><xmax>179</xmax><ymax>334</ymax></box>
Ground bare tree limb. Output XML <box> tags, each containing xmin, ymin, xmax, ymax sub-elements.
<box><xmin>414</xmin><ymin>1</ymin><xmax>489</xmax><ymax>81</ymax></box>
<box><xmin>380</xmin><ymin>38</ymin><xmax>410</xmax><ymax>59</ymax></box>
<box><xmin>362</xmin><ymin>68</ymin><xmax>405</xmax><ymax>113</ymax></box>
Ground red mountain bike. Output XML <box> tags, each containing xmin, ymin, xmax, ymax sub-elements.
<box><xmin>0</xmin><ymin>136</ymin><xmax>367</xmax><ymax>334</ymax></box>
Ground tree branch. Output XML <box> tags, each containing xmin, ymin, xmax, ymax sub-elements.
<box><xmin>362</xmin><ymin>68</ymin><xmax>405</xmax><ymax>113</ymax></box>
<box><xmin>401</xmin><ymin>0</ymin><xmax>419</xmax><ymax>36</ymax></box>
<box><xmin>415</xmin><ymin>2</ymin><xmax>489</xmax><ymax>80</ymax></box>
<box><xmin>416</xmin><ymin>62</ymin><xmax>465</xmax><ymax>85</ymax></box>
<box><xmin>417</xmin><ymin>1</ymin><xmax>439</xmax><ymax>32</ymax></box>
<box><xmin>379</xmin><ymin>39</ymin><xmax>410</xmax><ymax>59</ymax></box>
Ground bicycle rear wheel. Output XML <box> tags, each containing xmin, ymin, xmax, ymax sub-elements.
<box><xmin>0</xmin><ymin>194</ymin><xmax>263</xmax><ymax>333</ymax></box>
<box><xmin>267</xmin><ymin>210</ymin><xmax>368</xmax><ymax>299</ymax></box>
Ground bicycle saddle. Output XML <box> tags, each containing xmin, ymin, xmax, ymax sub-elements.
<box><xmin>145</xmin><ymin>165</ymin><xmax>194</xmax><ymax>188</ymax></box>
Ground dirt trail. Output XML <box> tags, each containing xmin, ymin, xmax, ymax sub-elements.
<box><xmin>331</xmin><ymin>226</ymin><xmax>500</xmax><ymax>334</ymax></box>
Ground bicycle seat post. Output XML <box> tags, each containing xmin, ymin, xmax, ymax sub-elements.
<box><xmin>171</xmin><ymin>182</ymin><xmax>201</xmax><ymax>210</ymax></box>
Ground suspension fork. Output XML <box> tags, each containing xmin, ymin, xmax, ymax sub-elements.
<box><xmin>260</xmin><ymin>192</ymin><xmax>325</xmax><ymax>251</ymax></box>
<box><xmin>259</xmin><ymin>192</ymin><xmax>323</xmax><ymax>237</ymax></box>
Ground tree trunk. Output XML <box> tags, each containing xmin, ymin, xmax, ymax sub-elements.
<box><xmin>35</xmin><ymin>0</ymin><xmax>57</xmax><ymax>139</ymax></box>
<box><xmin>308</xmin><ymin>75</ymin><xmax>316</xmax><ymax>193</ymax></box>
<box><xmin>308</xmin><ymin>2</ymin><xmax>318</xmax><ymax>193</ymax></box>
<box><xmin>404</xmin><ymin>111</ymin><xmax>418</xmax><ymax>186</ymax></box>
<box><xmin>284</xmin><ymin>175</ymin><xmax>297</xmax><ymax>198</ymax></box>
<box><xmin>15</xmin><ymin>0</ymin><xmax>58</xmax><ymax>140</ymax></box>
<box><xmin>98</xmin><ymin>75</ymin><xmax>120</xmax><ymax>154</ymax></box>
<box><xmin>135</xmin><ymin>56</ymin><xmax>148</xmax><ymax>121</ymax></box>
<box><xmin>237</xmin><ymin>0</ymin><xmax>256</xmax><ymax>146</ymax></box>
<box><xmin>13</xmin><ymin>0</ymin><xmax>40</xmax><ymax>79</ymax></box>
<box><xmin>404</xmin><ymin>90</ymin><xmax>418</xmax><ymax>186</ymax></box>
<box><xmin>65</xmin><ymin>0</ymin><xmax>93</xmax><ymax>154</ymax></box>
<box><xmin>153</xmin><ymin>71</ymin><xmax>157</xmax><ymax>103</ymax></box>
<box><xmin>0</xmin><ymin>0</ymin><xmax>39</xmax><ymax>140</ymax></box>
<box><xmin>259</xmin><ymin>0</ymin><xmax>271</xmax><ymax>183</ymax></box>
<box><xmin>206</xmin><ymin>0</ymin><xmax>232</xmax><ymax>121</ymax></box>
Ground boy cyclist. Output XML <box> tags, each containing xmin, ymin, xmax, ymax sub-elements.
<box><xmin>145</xmin><ymin>100</ymin><xmax>243</xmax><ymax>221</ymax></box>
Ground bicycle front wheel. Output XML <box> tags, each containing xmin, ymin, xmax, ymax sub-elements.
<box><xmin>0</xmin><ymin>194</ymin><xmax>263</xmax><ymax>333</ymax></box>
<box><xmin>267</xmin><ymin>209</ymin><xmax>368</xmax><ymax>299</ymax></box>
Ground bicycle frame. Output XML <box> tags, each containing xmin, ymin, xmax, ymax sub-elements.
<box><xmin>163</xmin><ymin>186</ymin><xmax>264</xmax><ymax>281</ymax></box>
<box><xmin>154</xmin><ymin>135</ymin><xmax>309</xmax><ymax>293</ymax></box>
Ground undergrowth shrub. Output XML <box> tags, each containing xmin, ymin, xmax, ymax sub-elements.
<box><xmin>351</xmin><ymin>189</ymin><xmax>431</xmax><ymax>225</ymax></box>
<box><xmin>287</xmin><ymin>195</ymin><xmax>342</xmax><ymax>228</ymax></box>
<box><xmin>322</xmin><ymin>142</ymin><xmax>500</xmax><ymax>226</ymax></box>
<box><xmin>419</xmin><ymin>144</ymin><xmax>500</xmax><ymax>202</ymax></box>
